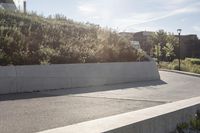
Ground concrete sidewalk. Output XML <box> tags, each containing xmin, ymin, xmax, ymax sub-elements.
<box><xmin>1</xmin><ymin>71</ymin><xmax>200</xmax><ymax>133</ymax></box>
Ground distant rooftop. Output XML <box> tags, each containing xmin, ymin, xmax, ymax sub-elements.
<box><xmin>0</xmin><ymin>0</ymin><xmax>16</xmax><ymax>10</ymax></box>
<box><xmin>0</xmin><ymin>0</ymin><xmax>15</xmax><ymax>4</ymax></box>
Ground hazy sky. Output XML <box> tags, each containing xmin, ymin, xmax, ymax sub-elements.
<box><xmin>14</xmin><ymin>0</ymin><xmax>200</xmax><ymax>37</ymax></box>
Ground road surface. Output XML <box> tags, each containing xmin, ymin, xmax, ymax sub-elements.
<box><xmin>0</xmin><ymin>71</ymin><xmax>200</xmax><ymax>133</ymax></box>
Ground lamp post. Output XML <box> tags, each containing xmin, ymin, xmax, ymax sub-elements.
<box><xmin>177</xmin><ymin>29</ymin><xmax>182</xmax><ymax>71</ymax></box>
<box><xmin>157</xmin><ymin>43</ymin><xmax>160</xmax><ymax>65</ymax></box>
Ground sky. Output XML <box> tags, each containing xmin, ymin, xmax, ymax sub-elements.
<box><xmin>14</xmin><ymin>0</ymin><xmax>200</xmax><ymax>37</ymax></box>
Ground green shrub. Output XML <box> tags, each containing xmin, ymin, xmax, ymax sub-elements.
<box><xmin>191</xmin><ymin>66</ymin><xmax>200</xmax><ymax>74</ymax></box>
<box><xmin>186</xmin><ymin>58</ymin><xmax>200</xmax><ymax>65</ymax></box>
<box><xmin>175</xmin><ymin>110</ymin><xmax>200</xmax><ymax>133</ymax></box>
<box><xmin>160</xmin><ymin>58</ymin><xmax>200</xmax><ymax>74</ymax></box>
<box><xmin>173</xmin><ymin>64</ymin><xmax>180</xmax><ymax>70</ymax></box>
<box><xmin>190</xmin><ymin>119</ymin><xmax>200</xmax><ymax>130</ymax></box>
<box><xmin>177</xmin><ymin>122</ymin><xmax>189</xmax><ymax>132</ymax></box>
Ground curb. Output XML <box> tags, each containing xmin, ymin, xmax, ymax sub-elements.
<box><xmin>159</xmin><ymin>69</ymin><xmax>200</xmax><ymax>78</ymax></box>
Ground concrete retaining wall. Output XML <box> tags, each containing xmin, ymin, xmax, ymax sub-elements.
<box><xmin>0</xmin><ymin>61</ymin><xmax>160</xmax><ymax>94</ymax></box>
<box><xmin>39</xmin><ymin>97</ymin><xmax>200</xmax><ymax>133</ymax></box>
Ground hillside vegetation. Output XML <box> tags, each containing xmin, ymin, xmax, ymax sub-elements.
<box><xmin>0</xmin><ymin>10</ymin><xmax>147</xmax><ymax>66</ymax></box>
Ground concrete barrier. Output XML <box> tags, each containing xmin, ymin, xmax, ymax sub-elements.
<box><xmin>38</xmin><ymin>96</ymin><xmax>200</xmax><ymax>133</ymax></box>
<box><xmin>0</xmin><ymin>61</ymin><xmax>160</xmax><ymax>94</ymax></box>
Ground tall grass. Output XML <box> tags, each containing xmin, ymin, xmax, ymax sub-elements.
<box><xmin>160</xmin><ymin>58</ymin><xmax>200</xmax><ymax>74</ymax></box>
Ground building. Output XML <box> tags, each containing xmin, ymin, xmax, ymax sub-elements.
<box><xmin>119</xmin><ymin>32</ymin><xmax>135</xmax><ymax>40</ymax></box>
<box><xmin>176</xmin><ymin>34</ymin><xmax>200</xmax><ymax>58</ymax></box>
<box><xmin>130</xmin><ymin>41</ymin><xmax>141</xmax><ymax>50</ymax></box>
<box><xmin>0</xmin><ymin>0</ymin><xmax>17</xmax><ymax>10</ymax></box>
<box><xmin>134</xmin><ymin>31</ymin><xmax>200</xmax><ymax>58</ymax></box>
<box><xmin>120</xmin><ymin>31</ymin><xmax>200</xmax><ymax>58</ymax></box>
<box><xmin>119</xmin><ymin>31</ymin><xmax>153</xmax><ymax>54</ymax></box>
<box><xmin>132</xmin><ymin>31</ymin><xmax>153</xmax><ymax>55</ymax></box>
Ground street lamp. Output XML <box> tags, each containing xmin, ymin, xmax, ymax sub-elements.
<box><xmin>177</xmin><ymin>29</ymin><xmax>182</xmax><ymax>71</ymax></box>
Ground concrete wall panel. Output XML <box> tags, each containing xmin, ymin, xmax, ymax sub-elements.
<box><xmin>0</xmin><ymin>61</ymin><xmax>160</xmax><ymax>94</ymax></box>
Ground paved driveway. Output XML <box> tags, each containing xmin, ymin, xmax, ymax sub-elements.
<box><xmin>0</xmin><ymin>71</ymin><xmax>200</xmax><ymax>133</ymax></box>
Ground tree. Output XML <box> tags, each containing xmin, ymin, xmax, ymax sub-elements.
<box><xmin>154</xmin><ymin>43</ymin><xmax>161</xmax><ymax>64</ymax></box>
<box><xmin>150</xmin><ymin>30</ymin><xmax>178</xmax><ymax>62</ymax></box>
<box><xmin>150</xmin><ymin>30</ymin><xmax>167</xmax><ymax>60</ymax></box>
<box><xmin>166</xmin><ymin>33</ymin><xmax>178</xmax><ymax>59</ymax></box>
<box><xmin>163</xmin><ymin>43</ymin><xmax>175</xmax><ymax>62</ymax></box>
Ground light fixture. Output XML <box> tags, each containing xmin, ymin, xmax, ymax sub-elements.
<box><xmin>177</xmin><ymin>29</ymin><xmax>182</xmax><ymax>34</ymax></box>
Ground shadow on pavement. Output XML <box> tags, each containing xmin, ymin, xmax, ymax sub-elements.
<box><xmin>0</xmin><ymin>80</ymin><xmax>167</xmax><ymax>101</ymax></box>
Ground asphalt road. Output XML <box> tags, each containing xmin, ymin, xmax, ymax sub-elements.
<box><xmin>0</xmin><ymin>71</ymin><xmax>200</xmax><ymax>133</ymax></box>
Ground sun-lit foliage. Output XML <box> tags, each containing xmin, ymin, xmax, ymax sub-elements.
<box><xmin>160</xmin><ymin>58</ymin><xmax>200</xmax><ymax>74</ymax></box>
<box><xmin>0</xmin><ymin>10</ymin><xmax>148</xmax><ymax>66</ymax></box>
<box><xmin>150</xmin><ymin>30</ymin><xmax>178</xmax><ymax>62</ymax></box>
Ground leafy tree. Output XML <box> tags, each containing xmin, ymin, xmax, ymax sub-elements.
<box><xmin>150</xmin><ymin>30</ymin><xmax>178</xmax><ymax>62</ymax></box>
<box><xmin>166</xmin><ymin>33</ymin><xmax>178</xmax><ymax>58</ymax></box>
<box><xmin>163</xmin><ymin>43</ymin><xmax>175</xmax><ymax>62</ymax></box>
<box><xmin>153</xmin><ymin>43</ymin><xmax>161</xmax><ymax>64</ymax></box>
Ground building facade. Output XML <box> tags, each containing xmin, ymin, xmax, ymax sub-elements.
<box><xmin>120</xmin><ymin>31</ymin><xmax>200</xmax><ymax>59</ymax></box>
<box><xmin>178</xmin><ymin>34</ymin><xmax>200</xmax><ymax>58</ymax></box>
<box><xmin>132</xmin><ymin>31</ymin><xmax>153</xmax><ymax>55</ymax></box>
<box><xmin>0</xmin><ymin>0</ymin><xmax>17</xmax><ymax>10</ymax></box>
